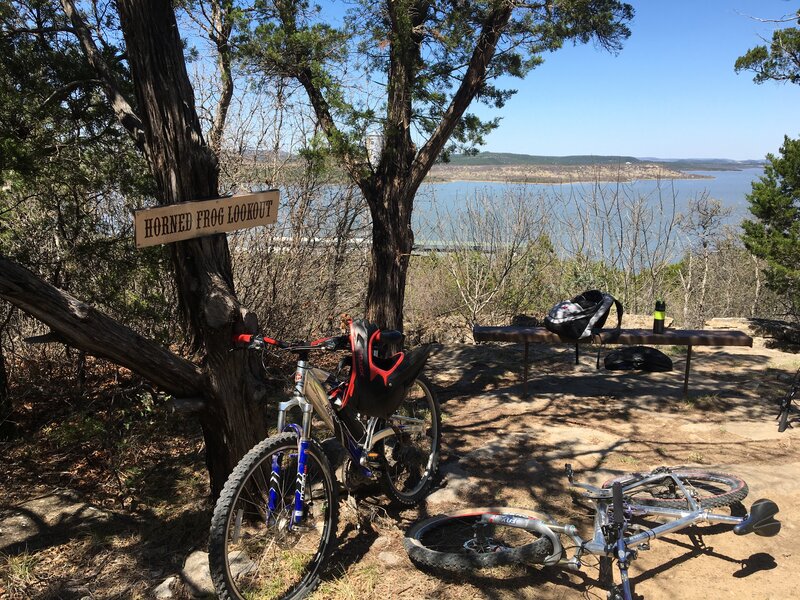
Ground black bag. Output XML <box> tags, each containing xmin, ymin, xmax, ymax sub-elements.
<box><xmin>544</xmin><ymin>290</ymin><xmax>623</xmax><ymax>340</ymax></box>
<box><xmin>604</xmin><ymin>346</ymin><xmax>673</xmax><ymax>372</ymax></box>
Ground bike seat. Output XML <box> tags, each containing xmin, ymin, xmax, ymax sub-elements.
<box><xmin>734</xmin><ymin>498</ymin><xmax>781</xmax><ymax>537</ymax></box>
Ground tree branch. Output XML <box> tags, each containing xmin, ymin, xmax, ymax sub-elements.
<box><xmin>411</xmin><ymin>3</ymin><xmax>513</xmax><ymax>192</ymax></box>
<box><xmin>1</xmin><ymin>26</ymin><xmax>76</xmax><ymax>36</ymax></box>
<box><xmin>60</xmin><ymin>0</ymin><xmax>148</xmax><ymax>154</ymax></box>
<box><xmin>208</xmin><ymin>0</ymin><xmax>234</xmax><ymax>156</ymax></box>
<box><xmin>38</xmin><ymin>79</ymin><xmax>103</xmax><ymax>110</ymax></box>
<box><xmin>296</xmin><ymin>67</ymin><xmax>369</xmax><ymax>190</ymax></box>
<box><xmin>0</xmin><ymin>255</ymin><xmax>205</xmax><ymax>397</ymax></box>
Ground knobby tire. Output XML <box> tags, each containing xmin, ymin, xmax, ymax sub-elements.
<box><xmin>604</xmin><ymin>469</ymin><xmax>748</xmax><ymax>509</ymax></box>
<box><xmin>379</xmin><ymin>375</ymin><xmax>442</xmax><ymax>505</ymax></box>
<box><xmin>209</xmin><ymin>432</ymin><xmax>338</xmax><ymax>600</ymax></box>
<box><xmin>404</xmin><ymin>507</ymin><xmax>555</xmax><ymax>573</ymax></box>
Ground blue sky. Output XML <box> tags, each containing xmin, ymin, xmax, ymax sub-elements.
<box><xmin>475</xmin><ymin>1</ymin><xmax>799</xmax><ymax>160</ymax></box>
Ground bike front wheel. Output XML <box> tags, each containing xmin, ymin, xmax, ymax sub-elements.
<box><xmin>379</xmin><ymin>375</ymin><xmax>441</xmax><ymax>505</ymax></box>
<box><xmin>209</xmin><ymin>432</ymin><xmax>339</xmax><ymax>600</ymax></box>
<box><xmin>404</xmin><ymin>507</ymin><xmax>555</xmax><ymax>573</ymax></box>
<box><xmin>603</xmin><ymin>468</ymin><xmax>748</xmax><ymax>509</ymax></box>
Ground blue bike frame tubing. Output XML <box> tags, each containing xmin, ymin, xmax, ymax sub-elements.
<box><xmin>610</xmin><ymin>481</ymin><xmax>634</xmax><ymax>600</ymax></box>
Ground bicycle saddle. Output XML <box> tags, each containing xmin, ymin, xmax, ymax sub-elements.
<box><xmin>734</xmin><ymin>498</ymin><xmax>781</xmax><ymax>537</ymax></box>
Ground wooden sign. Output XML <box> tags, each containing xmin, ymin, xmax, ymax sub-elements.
<box><xmin>134</xmin><ymin>190</ymin><xmax>278</xmax><ymax>248</ymax></box>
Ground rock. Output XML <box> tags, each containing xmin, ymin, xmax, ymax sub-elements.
<box><xmin>181</xmin><ymin>551</ymin><xmax>214</xmax><ymax>598</ymax></box>
<box><xmin>706</xmin><ymin>317</ymin><xmax>800</xmax><ymax>345</ymax></box>
<box><xmin>154</xmin><ymin>576</ymin><xmax>177</xmax><ymax>599</ymax></box>
<box><xmin>377</xmin><ymin>551</ymin><xmax>404</xmax><ymax>567</ymax></box>
<box><xmin>0</xmin><ymin>489</ymin><xmax>119</xmax><ymax>550</ymax></box>
<box><xmin>372</xmin><ymin>536</ymin><xmax>392</xmax><ymax>551</ymax></box>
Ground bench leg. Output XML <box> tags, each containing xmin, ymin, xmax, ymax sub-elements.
<box><xmin>683</xmin><ymin>344</ymin><xmax>693</xmax><ymax>397</ymax></box>
<box><xmin>523</xmin><ymin>342</ymin><xmax>529</xmax><ymax>398</ymax></box>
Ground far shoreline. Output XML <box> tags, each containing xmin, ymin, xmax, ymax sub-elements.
<box><xmin>426</xmin><ymin>163</ymin><xmax>715</xmax><ymax>185</ymax></box>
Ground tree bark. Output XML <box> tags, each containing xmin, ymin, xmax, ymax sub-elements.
<box><xmin>111</xmin><ymin>0</ymin><xmax>266</xmax><ymax>496</ymax></box>
<box><xmin>0</xmin><ymin>333</ymin><xmax>9</xmax><ymax>438</ymax></box>
<box><xmin>295</xmin><ymin>0</ymin><xmax>514</xmax><ymax>330</ymax></box>
<box><xmin>0</xmin><ymin>256</ymin><xmax>203</xmax><ymax>395</ymax></box>
<box><xmin>208</xmin><ymin>0</ymin><xmax>234</xmax><ymax>156</ymax></box>
<box><xmin>0</xmin><ymin>0</ymin><xmax>274</xmax><ymax>497</ymax></box>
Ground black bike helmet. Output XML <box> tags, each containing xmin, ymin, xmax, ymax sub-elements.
<box><xmin>342</xmin><ymin>319</ymin><xmax>430</xmax><ymax>418</ymax></box>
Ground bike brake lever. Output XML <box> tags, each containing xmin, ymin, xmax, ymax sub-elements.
<box><xmin>565</xmin><ymin>463</ymin><xmax>609</xmax><ymax>497</ymax></box>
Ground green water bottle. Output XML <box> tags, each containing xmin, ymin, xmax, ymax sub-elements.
<box><xmin>653</xmin><ymin>299</ymin><xmax>666</xmax><ymax>334</ymax></box>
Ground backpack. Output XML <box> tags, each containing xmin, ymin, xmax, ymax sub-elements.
<box><xmin>544</xmin><ymin>290</ymin><xmax>623</xmax><ymax>340</ymax></box>
<box><xmin>604</xmin><ymin>346</ymin><xmax>673</xmax><ymax>372</ymax></box>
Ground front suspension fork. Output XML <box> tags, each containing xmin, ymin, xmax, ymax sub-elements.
<box><xmin>269</xmin><ymin>394</ymin><xmax>314</xmax><ymax>527</ymax></box>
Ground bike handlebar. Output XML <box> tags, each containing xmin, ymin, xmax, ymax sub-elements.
<box><xmin>234</xmin><ymin>325</ymin><xmax>405</xmax><ymax>353</ymax></box>
<box><xmin>234</xmin><ymin>328</ymin><xmax>404</xmax><ymax>352</ymax></box>
<box><xmin>233</xmin><ymin>333</ymin><xmax>351</xmax><ymax>352</ymax></box>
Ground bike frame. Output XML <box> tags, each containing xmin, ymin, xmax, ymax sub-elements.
<box><xmin>268</xmin><ymin>349</ymin><xmax>427</xmax><ymax>527</ymax></box>
<box><xmin>480</xmin><ymin>471</ymin><xmax>752</xmax><ymax>600</ymax></box>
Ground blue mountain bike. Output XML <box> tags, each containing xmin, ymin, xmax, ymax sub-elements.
<box><xmin>209</xmin><ymin>321</ymin><xmax>440</xmax><ymax>600</ymax></box>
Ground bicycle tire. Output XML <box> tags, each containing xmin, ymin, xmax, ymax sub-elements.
<box><xmin>379</xmin><ymin>375</ymin><xmax>442</xmax><ymax>505</ymax></box>
<box><xmin>778</xmin><ymin>392</ymin><xmax>793</xmax><ymax>432</ymax></box>
<box><xmin>404</xmin><ymin>507</ymin><xmax>555</xmax><ymax>573</ymax></box>
<box><xmin>209</xmin><ymin>432</ymin><xmax>339</xmax><ymax>600</ymax></box>
<box><xmin>603</xmin><ymin>469</ymin><xmax>748</xmax><ymax>509</ymax></box>
<box><xmin>598</xmin><ymin>556</ymin><xmax>625</xmax><ymax>600</ymax></box>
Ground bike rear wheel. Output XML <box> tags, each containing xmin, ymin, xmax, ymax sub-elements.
<box><xmin>404</xmin><ymin>507</ymin><xmax>555</xmax><ymax>573</ymax></box>
<box><xmin>603</xmin><ymin>468</ymin><xmax>748</xmax><ymax>509</ymax></box>
<box><xmin>379</xmin><ymin>375</ymin><xmax>441</xmax><ymax>505</ymax></box>
<box><xmin>209</xmin><ymin>433</ymin><xmax>338</xmax><ymax>600</ymax></box>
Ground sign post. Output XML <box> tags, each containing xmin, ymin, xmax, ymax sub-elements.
<box><xmin>134</xmin><ymin>190</ymin><xmax>279</xmax><ymax>248</ymax></box>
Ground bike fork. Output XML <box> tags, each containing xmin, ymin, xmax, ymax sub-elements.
<box><xmin>268</xmin><ymin>390</ymin><xmax>315</xmax><ymax>528</ymax></box>
<box><xmin>616</xmin><ymin>537</ymin><xmax>634</xmax><ymax>600</ymax></box>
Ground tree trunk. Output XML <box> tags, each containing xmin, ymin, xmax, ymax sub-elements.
<box><xmin>111</xmin><ymin>0</ymin><xmax>268</xmax><ymax>497</ymax></box>
<box><xmin>364</xmin><ymin>196</ymin><xmax>413</xmax><ymax>330</ymax></box>
<box><xmin>0</xmin><ymin>338</ymin><xmax>9</xmax><ymax>439</ymax></box>
<box><xmin>0</xmin><ymin>256</ymin><xmax>204</xmax><ymax>394</ymax></box>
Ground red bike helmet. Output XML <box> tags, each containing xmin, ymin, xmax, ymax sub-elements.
<box><xmin>341</xmin><ymin>319</ymin><xmax>430</xmax><ymax>418</ymax></box>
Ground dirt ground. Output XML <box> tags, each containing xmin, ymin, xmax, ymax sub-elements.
<box><xmin>2</xmin><ymin>338</ymin><xmax>799</xmax><ymax>599</ymax></box>
<box><xmin>322</xmin><ymin>339</ymin><xmax>800</xmax><ymax>600</ymax></box>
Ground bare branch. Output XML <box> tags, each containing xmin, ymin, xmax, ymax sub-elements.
<box><xmin>60</xmin><ymin>0</ymin><xmax>147</xmax><ymax>154</ymax></box>
<box><xmin>1</xmin><ymin>26</ymin><xmax>76</xmax><ymax>36</ymax></box>
<box><xmin>0</xmin><ymin>255</ymin><xmax>205</xmax><ymax>397</ymax></box>
<box><xmin>412</xmin><ymin>3</ymin><xmax>513</xmax><ymax>192</ymax></box>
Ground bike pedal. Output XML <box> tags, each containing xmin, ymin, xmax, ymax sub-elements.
<box><xmin>366</xmin><ymin>452</ymin><xmax>383</xmax><ymax>467</ymax></box>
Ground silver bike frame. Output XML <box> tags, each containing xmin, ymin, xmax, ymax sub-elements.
<box><xmin>484</xmin><ymin>471</ymin><xmax>750</xmax><ymax>571</ymax></box>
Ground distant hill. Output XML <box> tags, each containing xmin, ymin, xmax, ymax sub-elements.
<box><xmin>445</xmin><ymin>152</ymin><xmax>764</xmax><ymax>171</ymax></box>
<box><xmin>643</xmin><ymin>158</ymin><xmax>765</xmax><ymax>171</ymax></box>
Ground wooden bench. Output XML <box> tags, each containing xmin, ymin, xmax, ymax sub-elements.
<box><xmin>472</xmin><ymin>326</ymin><xmax>753</xmax><ymax>397</ymax></box>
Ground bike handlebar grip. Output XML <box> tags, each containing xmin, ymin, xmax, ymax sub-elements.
<box><xmin>612</xmin><ymin>481</ymin><xmax>624</xmax><ymax>524</ymax></box>
<box><xmin>234</xmin><ymin>334</ymin><xmax>253</xmax><ymax>346</ymax></box>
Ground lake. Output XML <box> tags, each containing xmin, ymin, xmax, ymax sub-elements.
<box><xmin>412</xmin><ymin>168</ymin><xmax>764</xmax><ymax>238</ymax></box>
